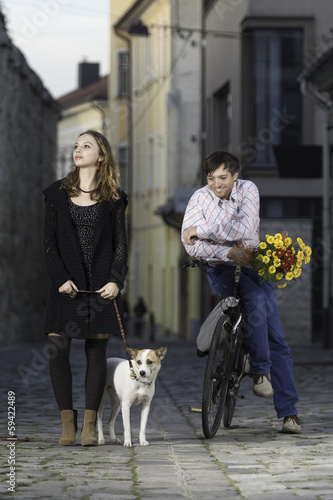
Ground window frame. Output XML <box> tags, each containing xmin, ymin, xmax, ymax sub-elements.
<box><xmin>117</xmin><ymin>49</ymin><xmax>129</xmax><ymax>97</ymax></box>
<box><xmin>241</xmin><ymin>17</ymin><xmax>315</xmax><ymax>168</ymax></box>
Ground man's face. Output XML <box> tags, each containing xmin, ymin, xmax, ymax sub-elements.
<box><xmin>207</xmin><ymin>164</ymin><xmax>238</xmax><ymax>200</ymax></box>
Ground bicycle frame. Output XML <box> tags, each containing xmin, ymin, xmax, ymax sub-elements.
<box><xmin>185</xmin><ymin>258</ymin><xmax>249</xmax><ymax>437</ymax></box>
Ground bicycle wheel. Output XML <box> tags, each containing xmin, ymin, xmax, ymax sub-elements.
<box><xmin>202</xmin><ymin>314</ymin><xmax>231</xmax><ymax>439</ymax></box>
<box><xmin>223</xmin><ymin>341</ymin><xmax>244</xmax><ymax>428</ymax></box>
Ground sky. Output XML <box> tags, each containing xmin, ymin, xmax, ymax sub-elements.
<box><xmin>2</xmin><ymin>0</ymin><xmax>111</xmax><ymax>98</ymax></box>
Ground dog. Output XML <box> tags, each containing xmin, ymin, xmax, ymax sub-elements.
<box><xmin>97</xmin><ymin>345</ymin><xmax>168</xmax><ymax>447</ymax></box>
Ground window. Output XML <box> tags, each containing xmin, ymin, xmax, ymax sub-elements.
<box><xmin>58</xmin><ymin>146</ymin><xmax>73</xmax><ymax>177</ymax></box>
<box><xmin>154</xmin><ymin>27</ymin><xmax>160</xmax><ymax>78</ymax></box>
<box><xmin>118</xmin><ymin>51</ymin><xmax>129</xmax><ymax>97</ymax></box>
<box><xmin>145</xmin><ymin>35</ymin><xmax>152</xmax><ymax>83</ymax></box>
<box><xmin>134</xmin><ymin>41</ymin><xmax>140</xmax><ymax>89</ymax></box>
<box><xmin>134</xmin><ymin>142</ymin><xmax>140</xmax><ymax>194</ymax></box>
<box><xmin>254</xmin><ymin>29</ymin><xmax>302</xmax><ymax>164</ymax></box>
<box><xmin>147</xmin><ymin>137</ymin><xmax>154</xmax><ymax>190</ymax></box>
<box><xmin>242</xmin><ymin>27</ymin><xmax>304</xmax><ymax>165</ymax></box>
<box><xmin>204</xmin><ymin>0</ymin><xmax>215</xmax><ymax>10</ymax></box>
<box><xmin>155</xmin><ymin>133</ymin><xmax>164</xmax><ymax>188</ymax></box>
<box><xmin>209</xmin><ymin>82</ymin><xmax>231</xmax><ymax>151</ymax></box>
<box><xmin>162</xmin><ymin>25</ymin><xmax>167</xmax><ymax>74</ymax></box>
<box><xmin>117</xmin><ymin>144</ymin><xmax>129</xmax><ymax>193</ymax></box>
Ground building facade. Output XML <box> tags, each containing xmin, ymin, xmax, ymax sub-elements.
<box><xmin>199</xmin><ymin>0</ymin><xmax>333</xmax><ymax>344</ymax></box>
<box><xmin>109</xmin><ymin>0</ymin><xmax>134</xmax><ymax>196</ymax></box>
<box><xmin>0</xmin><ymin>13</ymin><xmax>59</xmax><ymax>344</ymax></box>
<box><xmin>57</xmin><ymin>62</ymin><xmax>109</xmax><ymax>179</ymax></box>
<box><xmin>110</xmin><ymin>0</ymin><xmax>333</xmax><ymax>345</ymax></box>
<box><xmin>113</xmin><ymin>0</ymin><xmax>202</xmax><ymax>338</ymax></box>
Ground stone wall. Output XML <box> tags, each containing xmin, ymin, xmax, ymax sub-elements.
<box><xmin>0</xmin><ymin>16</ymin><xmax>58</xmax><ymax>345</ymax></box>
<box><xmin>260</xmin><ymin>219</ymin><xmax>313</xmax><ymax>345</ymax></box>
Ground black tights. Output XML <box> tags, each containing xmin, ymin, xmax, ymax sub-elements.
<box><xmin>48</xmin><ymin>336</ymin><xmax>108</xmax><ymax>412</ymax></box>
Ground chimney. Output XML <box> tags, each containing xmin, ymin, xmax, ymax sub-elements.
<box><xmin>78</xmin><ymin>62</ymin><xmax>100</xmax><ymax>89</ymax></box>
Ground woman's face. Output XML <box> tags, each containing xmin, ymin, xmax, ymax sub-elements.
<box><xmin>73</xmin><ymin>134</ymin><xmax>101</xmax><ymax>169</ymax></box>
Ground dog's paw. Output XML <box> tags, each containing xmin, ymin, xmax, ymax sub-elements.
<box><xmin>123</xmin><ymin>441</ymin><xmax>133</xmax><ymax>447</ymax></box>
<box><xmin>140</xmin><ymin>440</ymin><xmax>149</xmax><ymax>446</ymax></box>
<box><xmin>111</xmin><ymin>438</ymin><xmax>122</xmax><ymax>445</ymax></box>
<box><xmin>98</xmin><ymin>438</ymin><xmax>106</xmax><ymax>445</ymax></box>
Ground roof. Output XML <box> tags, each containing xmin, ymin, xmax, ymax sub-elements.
<box><xmin>57</xmin><ymin>75</ymin><xmax>108</xmax><ymax>109</ymax></box>
<box><xmin>114</xmin><ymin>0</ymin><xmax>154</xmax><ymax>32</ymax></box>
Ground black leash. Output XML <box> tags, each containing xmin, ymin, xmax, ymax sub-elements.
<box><xmin>113</xmin><ymin>298</ymin><xmax>133</xmax><ymax>369</ymax></box>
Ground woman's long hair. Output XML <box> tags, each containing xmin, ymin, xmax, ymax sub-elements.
<box><xmin>61</xmin><ymin>130</ymin><xmax>122</xmax><ymax>202</ymax></box>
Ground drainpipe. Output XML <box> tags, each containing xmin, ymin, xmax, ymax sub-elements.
<box><xmin>114</xmin><ymin>27</ymin><xmax>133</xmax><ymax>252</ymax></box>
<box><xmin>91</xmin><ymin>101</ymin><xmax>106</xmax><ymax>136</ymax></box>
<box><xmin>300</xmin><ymin>79</ymin><xmax>332</xmax><ymax>348</ymax></box>
<box><xmin>321</xmin><ymin>109</ymin><xmax>332</xmax><ymax>349</ymax></box>
<box><xmin>200</xmin><ymin>0</ymin><xmax>207</xmax><ymax>184</ymax></box>
<box><xmin>200</xmin><ymin>0</ymin><xmax>210</xmax><ymax>324</ymax></box>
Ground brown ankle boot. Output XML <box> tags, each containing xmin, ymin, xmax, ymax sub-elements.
<box><xmin>81</xmin><ymin>410</ymin><xmax>98</xmax><ymax>446</ymax></box>
<box><xmin>59</xmin><ymin>409</ymin><xmax>77</xmax><ymax>446</ymax></box>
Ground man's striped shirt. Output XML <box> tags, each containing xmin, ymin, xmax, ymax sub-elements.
<box><xmin>181</xmin><ymin>179</ymin><xmax>260</xmax><ymax>262</ymax></box>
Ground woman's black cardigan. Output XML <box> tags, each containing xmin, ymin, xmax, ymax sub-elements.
<box><xmin>43</xmin><ymin>180</ymin><xmax>128</xmax><ymax>339</ymax></box>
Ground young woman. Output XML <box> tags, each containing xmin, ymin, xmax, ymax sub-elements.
<box><xmin>43</xmin><ymin>130</ymin><xmax>128</xmax><ymax>446</ymax></box>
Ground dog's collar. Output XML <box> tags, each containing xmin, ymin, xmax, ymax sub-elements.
<box><xmin>130</xmin><ymin>369</ymin><xmax>153</xmax><ymax>386</ymax></box>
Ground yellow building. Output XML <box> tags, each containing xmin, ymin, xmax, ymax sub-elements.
<box><xmin>113</xmin><ymin>0</ymin><xmax>203</xmax><ymax>339</ymax></box>
<box><xmin>108</xmin><ymin>0</ymin><xmax>134</xmax><ymax>194</ymax></box>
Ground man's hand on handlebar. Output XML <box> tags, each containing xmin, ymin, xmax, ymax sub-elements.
<box><xmin>183</xmin><ymin>226</ymin><xmax>198</xmax><ymax>245</ymax></box>
<box><xmin>228</xmin><ymin>243</ymin><xmax>253</xmax><ymax>266</ymax></box>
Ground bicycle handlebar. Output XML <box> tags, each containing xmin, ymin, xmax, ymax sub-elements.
<box><xmin>184</xmin><ymin>258</ymin><xmax>242</xmax><ymax>299</ymax></box>
<box><xmin>183</xmin><ymin>257</ymin><xmax>226</xmax><ymax>268</ymax></box>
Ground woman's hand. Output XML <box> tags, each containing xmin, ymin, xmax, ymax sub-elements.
<box><xmin>58</xmin><ymin>280</ymin><xmax>79</xmax><ymax>298</ymax></box>
<box><xmin>96</xmin><ymin>282</ymin><xmax>120</xmax><ymax>300</ymax></box>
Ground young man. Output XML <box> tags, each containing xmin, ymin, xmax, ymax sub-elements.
<box><xmin>181</xmin><ymin>151</ymin><xmax>301</xmax><ymax>434</ymax></box>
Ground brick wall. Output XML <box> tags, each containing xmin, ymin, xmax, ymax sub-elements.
<box><xmin>0</xmin><ymin>18</ymin><xmax>59</xmax><ymax>344</ymax></box>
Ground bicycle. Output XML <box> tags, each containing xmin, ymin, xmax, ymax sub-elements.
<box><xmin>186</xmin><ymin>258</ymin><xmax>250</xmax><ymax>439</ymax></box>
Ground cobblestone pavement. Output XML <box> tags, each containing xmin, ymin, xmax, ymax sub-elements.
<box><xmin>1</xmin><ymin>337</ymin><xmax>333</xmax><ymax>499</ymax></box>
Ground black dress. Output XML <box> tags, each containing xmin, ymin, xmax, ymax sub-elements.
<box><xmin>43</xmin><ymin>180</ymin><xmax>128</xmax><ymax>339</ymax></box>
<box><xmin>68</xmin><ymin>198</ymin><xmax>101</xmax><ymax>289</ymax></box>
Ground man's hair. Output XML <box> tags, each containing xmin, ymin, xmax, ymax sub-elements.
<box><xmin>203</xmin><ymin>151</ymin><xmax>240</xmax><ymax>176</ymax></box>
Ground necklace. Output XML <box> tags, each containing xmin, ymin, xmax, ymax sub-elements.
<box><xmin>79</xmin><ymin>187</ymin><xmax>94</xmax><ymax>193</ymax></box>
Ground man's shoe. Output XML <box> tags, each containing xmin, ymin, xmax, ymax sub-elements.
<box><xmin>253</xmin><ymin>374</ymin><xmax>274</xmax><ymax>397</ymax></box>
<box><xmin>282</xmin><ymin>415</ymin><xmax>302</xmax><ymax>434</ymax></box>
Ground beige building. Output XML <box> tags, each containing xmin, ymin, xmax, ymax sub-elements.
<box><xmin>113</xmin><ymin>0</ymin><xmax>202</xmax><ymax>338</ymax></box>
<box><xmin>110</xmin><ymin>0</ymin><xmax>333</xmax><ymax>345</ymax></box>
<box><xmin>57</xmin><ymin>62</ymin><xmax>108</xmax><ymax>178</ymax></box>
<box><xmin>108</xmin><ymin>0</ymin><xmax>135</xmax><ymax>195</ymax></box>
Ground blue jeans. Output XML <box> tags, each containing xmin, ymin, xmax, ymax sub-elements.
<box><xmin>207</xmin><ymin>265</ymin><xmax>298</xmax><ymax>419</ymax></box>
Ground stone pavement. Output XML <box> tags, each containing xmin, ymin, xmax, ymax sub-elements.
<box><xmin>1</xmin><ymin>337</ymin><xmax>333</xmax><ymax>499</ymax></box>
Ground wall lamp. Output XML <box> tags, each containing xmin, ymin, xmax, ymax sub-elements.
<box><xmin>128</xmin><ymin>20</ymin><xmax>150</xmax><ymax>36</ymax></box>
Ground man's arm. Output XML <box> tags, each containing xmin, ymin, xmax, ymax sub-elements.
<box><xmin>181</xmin><ymin>190</ymin><xmax>233</xmax><ymax>261</ymax></box>
<box><xmin>181</xmin><ymin>183</ymin><xmax>259</xmax><ymax>263</ymax></box>
<box><xmin>196</xmin><ymin>182</ymin><xmax>260</xmax><ymax>244</ymax></box>
<box><xmin>183</xmin><ymin>227</ymin><xmax>251</xmax><ymax>266</ymax></box>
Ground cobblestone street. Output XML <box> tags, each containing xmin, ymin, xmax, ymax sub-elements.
<box><xmin>1</xmin><ymin>337</ymin><xmax>333</xmax><ymax>499</ymax></box>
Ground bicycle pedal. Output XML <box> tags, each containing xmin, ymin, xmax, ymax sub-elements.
<box><xmin>188</xmin><ymin>407</ymin><xmax>202</xmax><ymax>413</ymax></box>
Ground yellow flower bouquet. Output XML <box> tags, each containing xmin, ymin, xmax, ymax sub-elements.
<box><xmin>248</xmin><ymin>231</ymin><xmax>312</xmax><ymax>288</ymax></box>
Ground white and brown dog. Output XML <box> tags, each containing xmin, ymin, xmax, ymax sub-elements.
<box><xmin>97</xmin><ymin>345</ymin><xmax>168</xmax><ymax>447</ymax></box>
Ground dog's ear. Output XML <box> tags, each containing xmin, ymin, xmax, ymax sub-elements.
<box><xmin>155</xmin><ymin>345</ymin><xmax>168</xmax><ymax>360</ymax></box>
<box><xmin>126</xmin><ymin>347</ymin><xmax>138</xmax><ymax>359</ymax></box>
